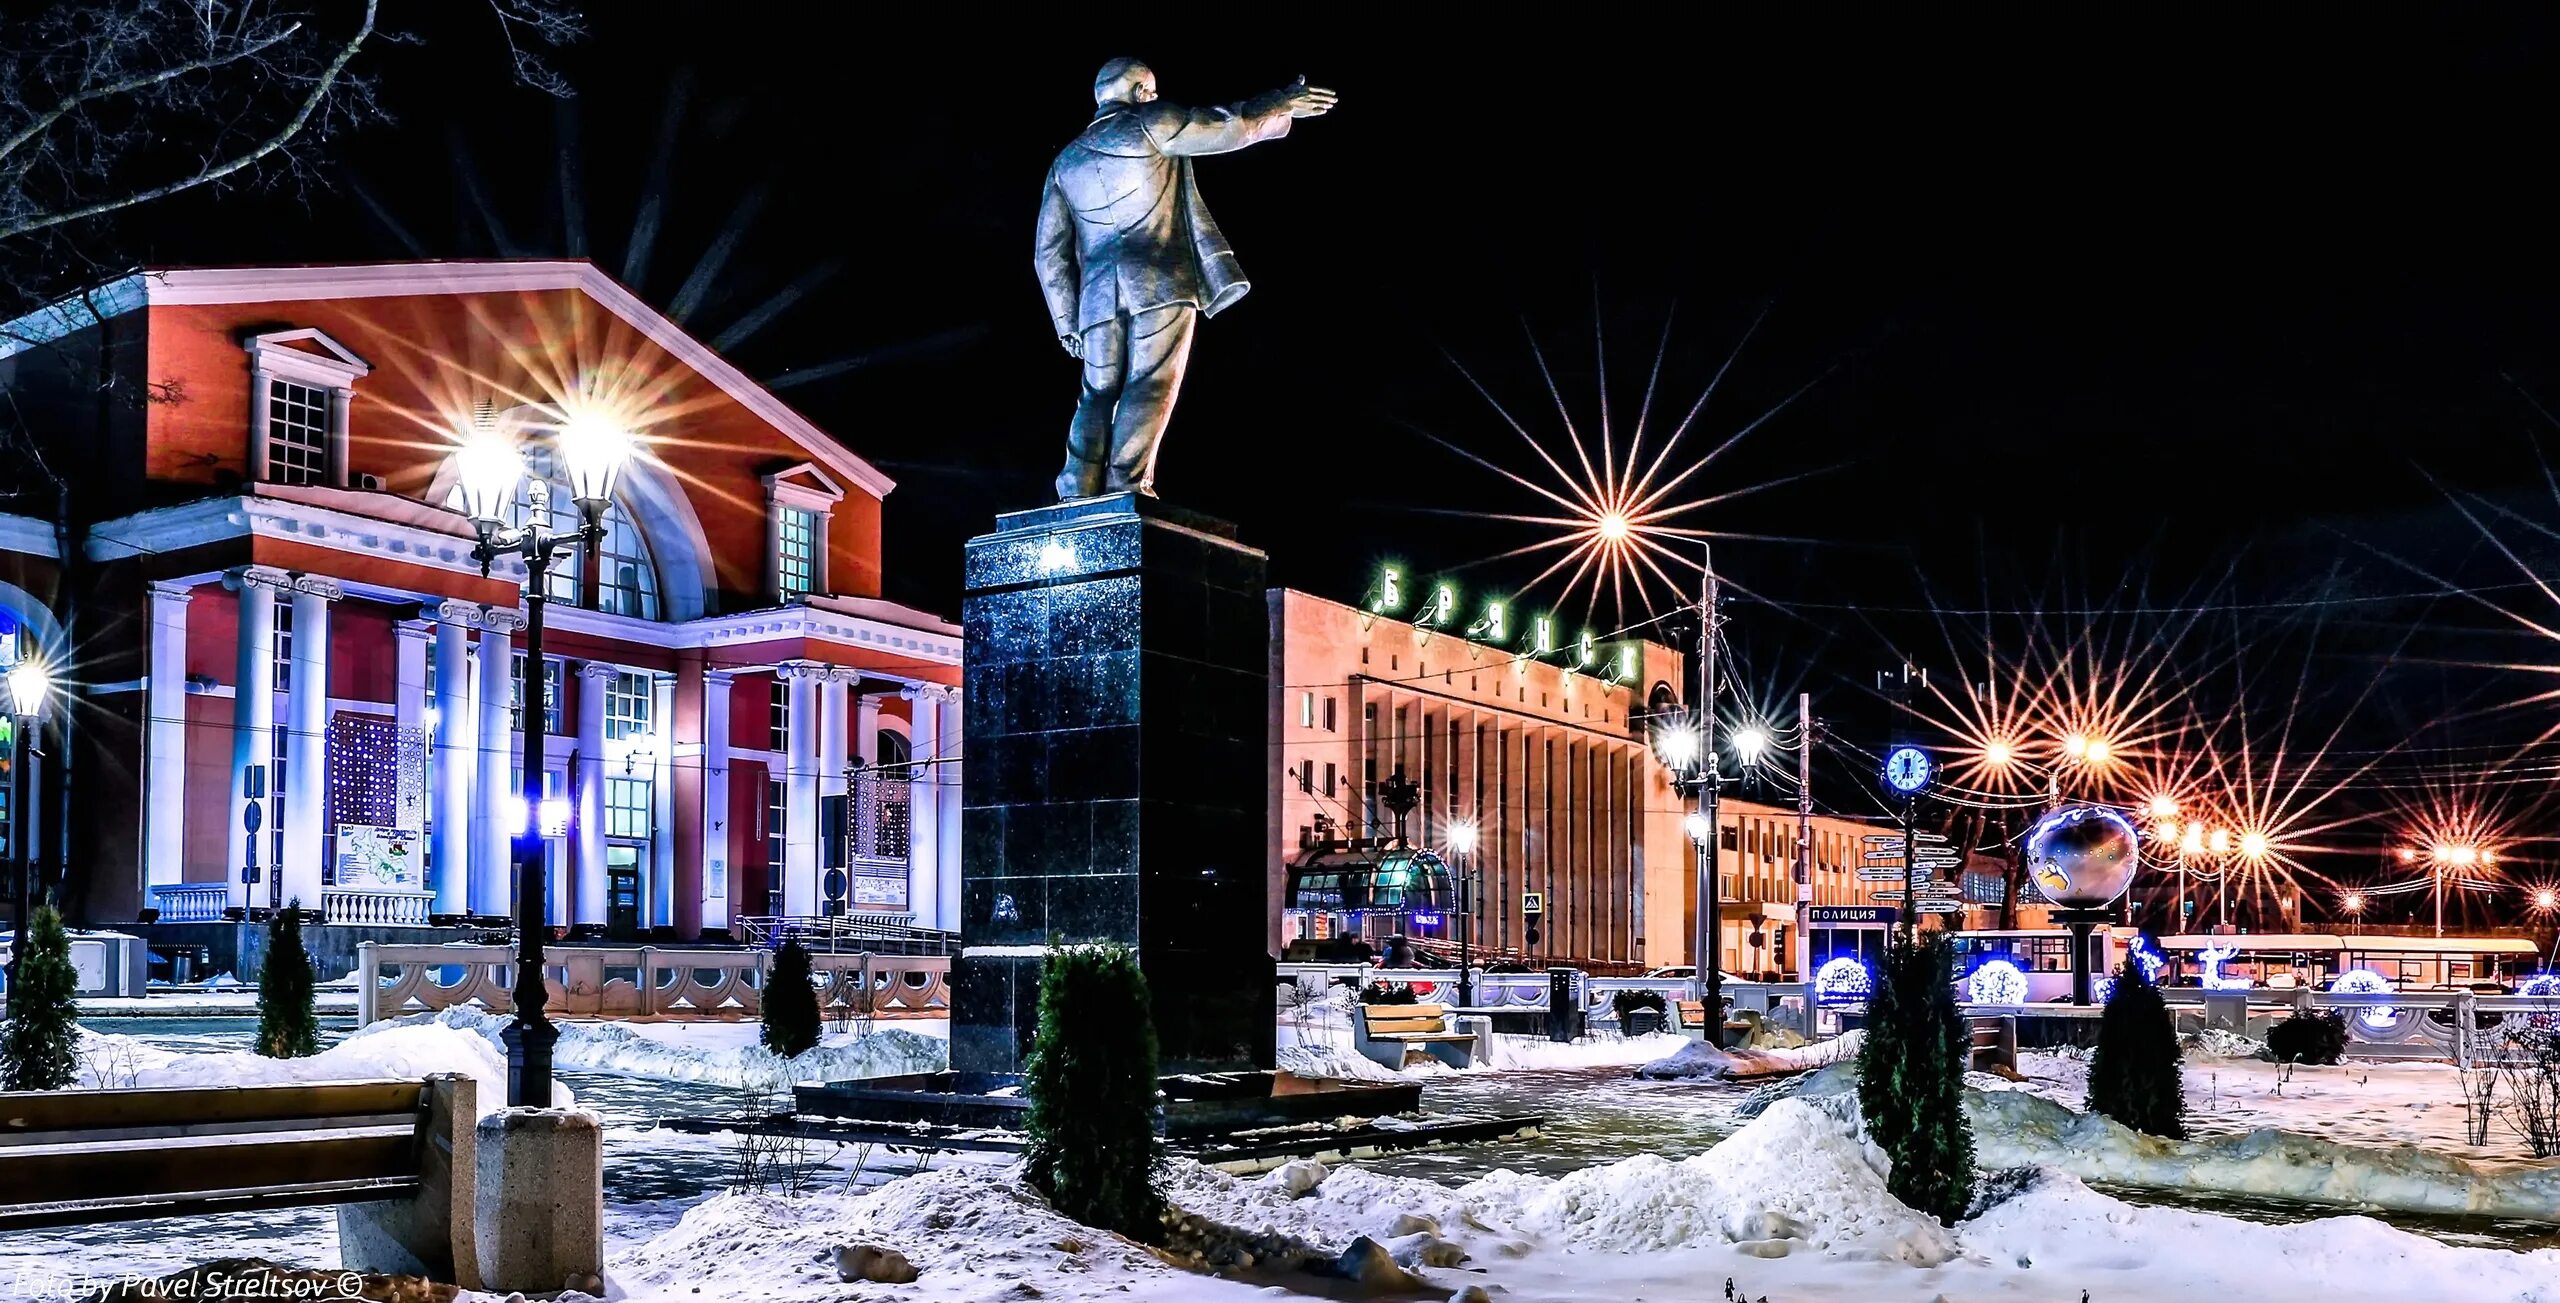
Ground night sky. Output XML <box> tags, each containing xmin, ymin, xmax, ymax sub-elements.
<box><xmin>70</xmin><ymin>10</ymin><xmax>2560</xmax><ymax>904</ymax></box>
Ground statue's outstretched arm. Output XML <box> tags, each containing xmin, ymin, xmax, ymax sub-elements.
<box><xmin>1032</xmin><ymin>174</ymin><xmax>1079</xmax><ymax>343</ymax></box>
<box><xmin>1149</xmin><ymin>78</ymin><xmax>1338</xmax><ymax>158</ymax></box>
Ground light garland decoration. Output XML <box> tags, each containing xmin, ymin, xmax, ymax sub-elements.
<box><xmin>2197</xmin><ymin>941</ymin><xmax>2252</xmax><ymax>990</ymax></box>
<box><xmin>1814</xmin><ymin>956</ymin><xmax>1873</xmax><ymax>1007</ymax></box>
<box><xmin>2128</xmin><ymin>934</ymin><xmax>2169</xmax><ymax>985</ymax></box>
<box><xmin>1967</xmin><ymin>958</ymin><xmax>2029</xmax><ymax>1006</ymax></box>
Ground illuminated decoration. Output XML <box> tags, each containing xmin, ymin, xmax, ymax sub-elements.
<box><xmin>1575</xmin><ymin>629</ymin><xmax>1598</xmax><ymax>670</ymax></box>
<box><xmin>1882</xmin><ymin>744</ymin><xmax>1933</xmax><ymax>795</ymax></box>
<box><xmin>1369</xmin><ymin>565</ymin><xmax>1404</xmax><ymax>614</ymax></box>
<box><xmin>2518</xmin><ymin>972</ymin><xmax>2560</xmax><ymax>999</ymax></box>
<box><xmin>2197</xmin><ymin>941</ymin><xmax>2251</xmax><ymax>990</ymax></box>
<box><xmin>2329</xmin><ymin>967</ymin><xmax>2399</xmax><ymax>1030</ymax></box>
<box><xmin>1467</xmin><ymin>600</ymin><xmax>1508</xmax><ymax>642</ymax></box>
<box><xmin>2128</xmin><ymin>934</ymin><xmax>2169</xmax><ymax>984</ymax></box>
<box><xmin>1414</xmin><ymin>582</ymin><xmax>1457</xmax><ymax>628</ymax></box>
<box><xmin>1035</xmin><ymin>539</ymin><xmax>1077</xmax><ymax>575</ymax></box>
<box><xmin>1967</xmin><ymin>958</ymin><xmax>2029</xmax><ymax>1006</ymax></box>
<box><xmin>2093</xmin><ymin>975</ymin><xmax>2117</xmax><ymax>1002</ymax></box>
<box><xmin>1530</xmin><ymin>615</ymin><xmax>1556</xmax><ymax>657</ymax></box>
<box><xmin>1814</xmin><ymin>956</ymin><xmax>1874</xmax><ymax>1006</ymax></box>
<box><xmin>1609</xmin><ymin>645</ymin><xmax>1637</xmax><ymax>684</ymax></box>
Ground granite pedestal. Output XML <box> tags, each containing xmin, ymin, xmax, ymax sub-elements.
<box><xmin>952</xmin><ymin>493</ymin><xmax>1275</xmax><ymax>1075</ymax></box>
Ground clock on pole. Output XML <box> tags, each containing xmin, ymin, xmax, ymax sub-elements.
<box><xmin>1882</xmin><ymin>744</ymin><xmax>1932</xmax><ymax>794</ymax></box>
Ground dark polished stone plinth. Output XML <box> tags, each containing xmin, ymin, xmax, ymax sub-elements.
<box><xmin>951</xmin><ymin>494</ymin><xmax>1274</xmax><ymax>1075</ymax></box>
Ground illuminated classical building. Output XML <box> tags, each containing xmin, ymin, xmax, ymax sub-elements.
<box><xmin>0</xmin><ymin>261</ymin><xmax>959</xmax><ymax>949</ymax></box>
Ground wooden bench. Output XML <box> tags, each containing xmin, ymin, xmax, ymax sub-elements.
<box><xmin>0</xmin><ymin>1075</ymin><xmax>480</xmax><ymax>1285</ymax></box>
<box><xmin>1354</xmin><ymin>1002</ymin><xmax>1478</xmax><ymax>1070</ymax></box>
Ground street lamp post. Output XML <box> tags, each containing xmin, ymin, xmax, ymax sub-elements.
<box><xmin>454</xmin><ymin>414</ymin><xmax>633</xmax><ymax>1109</ymax></box>
<box><xmin>5</xmin><ymin>658</ymin><xmax>49</xmax><ymax>989</ymax></box>
<box><xmin>1449</xmin><ymin>819</ymin><xmax>1479</xmax><ymax>1007</ymax></box>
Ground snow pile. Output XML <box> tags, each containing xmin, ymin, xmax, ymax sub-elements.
<box><xmin>1969</xmin><ymin>1087</ymin><xmax>2560</xmax><ymax>1221</ymax></box>
<box><xmin>1277</xmin><ymin>1029</ymin><xmax>1693</xmax><ymax>1081</ymax></box>
<box><xmin>1274</xmin><ymin>1041</ymin><xmax>1414</xmax><ymax>1082</ymax></box>
<box><xmin>1176</xmin><ymin>1098</ymin><xmax>1960</xmax><ymax>1267</ymax></box>
<box><xmin>74</xmin><ymin>1023</ymin><xmax>565</xmax><ymax>1114</ymax></box>
<box><xmin>1634</xmin><ymin>1028</ymin><xmax>1863</xmax><ymax>1080</ymax></box>
<box><xmin>1966</xmin><ymin>1168</ymin><xmax>2560</xmax><ymax>1302</ymax></box>
<box><xmin>613</xmin><ymin>1164</ymin><xmax>1196</xmax><ymax>1302</ymax></box>
<box><xmin>361</xmin><ymin>1008</ymin><xmax>947</xmax><ymax>1090</ymax></box>
<box><xmin>2183</xmin><ymin>1027</ymin><xmax>2265</xmax><ymax>1059</ymax></box>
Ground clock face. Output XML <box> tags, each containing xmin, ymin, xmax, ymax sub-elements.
<box><xmin>1883</xmin><ymin>746</ymin><xmax>1932</xmax><ymax>793</ymax></box>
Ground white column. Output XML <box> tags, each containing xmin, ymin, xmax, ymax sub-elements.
<box><xmin>819</xmin><ymin>669</ymin><xmax>850</xmax><ymax>858</ymax></box>
<box><xmin>902</xmin><ymin>684</ymin><xmax>942</xmax><ymax>927</ymax></box>
<box><xmin>855</xmin><ymin>692</ymin><xmax>883</xmax><ymax>767</ymax></box>
<box><xmin>431</xmin><ymin>603</ymin><xmax>477</xmax><ymax>916</ymax></box>
<box><xmin>574</xmin><ymin>660</ymin><xmax>614</xmax><ymax>927</ymax></box>
<box><xmin>143</xmin><ymin>581</ymin><xmax>193</xmax><ymax>891</ymax></box>
<box><xmin>700</xmin><ymin>669</ymin><xmax>734</xmax><ymax>932</ymax></box>
<box><xmin>782</xmin><ymin>662</ymin><xmax>821</xmax><ymax>916</ymax></box>
<box><xmin>652</xmin><ymin>673</ymin><xmax>676</xmax><ymax>928</ymax></box>
<box><xmin>281</xmin><ymin>577</ymin><xmax>338</xmax><ymax>910</ymax></box>
<box><xmin>225</xmin><ymin>567</ymin><xmax>285</xmax><ymax>910</ymax></box>
<box><xmin>473</xmin><ymin>612</ymin><xmax>519</xmax><ymax>916</ymax></box>
<box><xmin>936</xmin><ymin>687</ymin><xmax>962</xmax><ymax>932</ymax></box>
<box><xmin>327</xmin><ymin>386</ymin><xmax>353</xmax><ymax>488</ymax></box>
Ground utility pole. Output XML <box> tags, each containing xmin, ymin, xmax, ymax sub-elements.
<box><xmin>1694</xmin><ymin>543</ymin><xmax>1723</xmax><ymax>1038</ymax></box>
<box><xmin>1794</xmin><ymin>690</ymin><xmax>1813</xmax><ymax>982</ymax></box>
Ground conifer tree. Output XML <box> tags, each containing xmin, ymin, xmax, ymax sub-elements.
<box><xmin>1022</xmin><ymin>942</ymin><xmax>1165</xmax><ymax>1241</ymax></box>
<box><xmin>256</xmin><ymin>902</ymin><xmax>320</xmax><ymax>1058</ymax></box>
<box><xmin>760</xmin><ymin>939</ymin><xmax>822</xmax><ymax>1058</ymax></box>
<box><xmin>2088</xmin><ymin>957</ymin><xmax>2187</xmax><ymax>1138</ymax></box>
<box><xmin>2</xmin><ymin>902</ymin><xmax>80</xmax><ymax>1090</ymax></box>
<box><xmin>1856</xmin><ymin>931</ymin><xmax>1977</xmax><ymax>1224</ymax></box>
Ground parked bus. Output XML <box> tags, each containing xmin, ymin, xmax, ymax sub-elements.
<box><xmin>2155</xmin><ymin>933</ymin><xmax>2547</xmax><ymax>991</ymax></box>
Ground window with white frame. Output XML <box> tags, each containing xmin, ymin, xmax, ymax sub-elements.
<box><xmin>769</xmin><ymin>679</ymin><xmax>790</xmax><ymax>751</ymax></box>
<box><xmin>766</xmin><ymin>778</ymin><xmax>787</xmax><ymax>868</ymax></box>
<box><xmin>267</xmin><ymin>381</ymin><xmax>330</xmax><ymax>485</ymax></box>
<box><xmin>605</xmin><ymin>670</ymin><xmax>653</xmax><ymax>741</ymax></box>
<box><xmin>776</xmin><ymin>506</ymin><xmax>818</xmax><ymax>598</ymax></box>
<box><xmin>512</xmin><ymin>653</ymin><xmax>563</xmax><ymax>735</ymax></box>
<box><xmin>246</xmin><ymin>329</ymin><xmax>368</xmax><ymax>487</ymax></box>
<box><xmin>605</xmin><ymin>777</ymin><xmax>652</xmax><ymax>839</ymax></box>
<box><xmin>764</xmin><ymin>464</ymin><xmax>845</xmax><ymax>602</ymax></box>
<box><xmin>271</xmin><ymin>594</ymin><xmax>293</xmax><ymax>694</ymax></box>
<box><xmin>593</xmin><ymin>502</ymin><xmax>661</xmax><ymax>619</ymax></box>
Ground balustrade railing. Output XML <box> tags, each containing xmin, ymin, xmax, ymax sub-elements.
<box><xmin>321</xmin><ymin>888</ymin><xmax>435</xmax><ymax>926</ymax></box>
<box><xmin>147</xmin><ymin>883</ymin><xmax>231</xmax><ymax>922</ymax></box>
<box><xmin>355</xmin><ymin>941</ymin><xmax>952</xmax><ymax>1025</ymax></box>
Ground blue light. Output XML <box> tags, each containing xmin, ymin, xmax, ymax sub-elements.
<box><xmin>2329</xmin><ymin>967</ymin><xmax>2399</xmax><ymax>1029</ymax></box>
<box><xmin>2128</xmin><ymin>934</ymin><xmax>2169</xmax><ymax>984</ymax></box>
<box><xmin>1882</xmin><ymin>744</ymin><xmax>1933</xmax><ymax>795</ymax></box>
<box><xmin>1409</xmin><ymin>911</ymin><xmax>1444</xmax><ymax>927</ymax></box>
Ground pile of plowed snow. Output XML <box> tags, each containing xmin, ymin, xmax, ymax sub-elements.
<box><xmin>363</xmin><ymin>1007</ymin><xmax>947</xmax><ymax>1090</ymax></box>
<box><xmin>75</xmin><ymin>1023</ymin><xmax>561</xmax><ymax>1113</ymax></box>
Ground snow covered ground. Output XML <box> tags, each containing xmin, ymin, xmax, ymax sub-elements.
<box><xmin>74</xmin><ymin>1022</ymin><xmax>570</xmax><ymax>1112</ymax></box>
<box><xmin>595</xmin><ymin>1098</ymin><xmax>2560</xmax><ymax>1303</ymax></box>
<box><xmin>1274</xmin><ymin>985</ymin><xmax>1698</xmax><ymax>1080</ymax></box>
<box><xmin>360</xmin><ymin>1008</ymin><xmax>948</xmax><ymax>1091</ymax></box>
<box><xmin>2004</xmin><ymin>1042</ymin><xmax>2544</xmax><ymax>1163</ymax></box>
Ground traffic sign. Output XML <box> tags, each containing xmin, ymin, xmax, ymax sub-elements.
<box><xmin>1870</xmin><ymin>890</ymin><xmax>1907</xmax><ymax>902</ymax></box>
<box><xmin>1916</xmin><ymin>900</ymin><xmax>1966</xmax><ymax>914</ymax></box>
<box><xmin>1863</xmin><ymin>849</ymin><xmax>1908</xmax><ymax>861</ymax></box>
<box><xmin>1862</xmin><ymin>834</ymin><xmax>1904</xmax><ymax>844</ymax></box>
<box><xmin>1522</xmin><ymin>892</ymin><xmax>1544</xmax><ymax>916</ymax></box>
<box><xmin>1856</xmin><ymin>870</ymin><xmax>1907</xmax><ymax>882</ymax></box>
<box><xmin>1913</xmin><ymin>831</ymin><xmax>1949</xmax><ymax>844</ymax></box>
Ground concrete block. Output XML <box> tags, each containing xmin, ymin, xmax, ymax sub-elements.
<box><xmin>473</xmin><ymin>1106</ymin><xmax>603</xmax><ymax>1294</ymax></box>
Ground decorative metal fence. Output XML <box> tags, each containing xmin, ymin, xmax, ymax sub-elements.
<box><xmin>355</xmin><ymin>941</ymin><xmax>951</xmax><ymax>1024</ymax></box>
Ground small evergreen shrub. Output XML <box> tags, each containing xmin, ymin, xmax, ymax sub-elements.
<box><xmin>1611</xmin><ymin>988</ymin><xmax>1669</xmax><ymax>1019</ymax></box>
<box><xmin>2</xmin><ymin>902</ymin><xmax>80</xmax><ymax>1090</ymax></box>
<box><xmin>2267</xmin><ymin>1009</ymin><xmax>2348</xmax><ymax>1065</ymax></box>
<box><xmin>760</xmin><ymin>939</ymin><xmax>822</xmax><ymax>1058</ymax></box>
<box><xmin>2087</xmin><ymin>958</ymin><xmax>2186</xmax><ymax>1138</ymax></box>
<box><xmin>1023</xmin><ymin>942</ymin><xmax>1165</xmax><ymax>1241</ymax></box>
<box><xmin>1857</xmin><ymin>932</ymin><xmax>1976</xmax><ymax>1224</ymax></box>
<box><xmin>256</xmin><ymin>903</ymin><xmax>320</xmax><ymax>1059</ymax></box>
<box><xmin>1358</xmin><ymin>981</ymin><xmax>1418</xmax><ymax>1005</ymax></box>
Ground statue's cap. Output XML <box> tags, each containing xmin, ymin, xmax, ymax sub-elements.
<box><xmin>1095</xmin><ymin>58</ymin><xmax>1153</xmax><ymax>106</ymax></box>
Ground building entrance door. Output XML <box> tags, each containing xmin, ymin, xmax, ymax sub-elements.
<box><xmin>606</xmin><ymin>845</ymin><xmax>642</xmax><ymax>939</ymax></box>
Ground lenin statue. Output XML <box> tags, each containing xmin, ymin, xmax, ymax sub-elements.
<box><xmin>1034</xmin><ymin>59</ymin><xmax>1337</xmax><ymax>500</ymax></box>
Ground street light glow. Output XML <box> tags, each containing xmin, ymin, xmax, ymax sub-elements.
<box><xmin>2063</xmin><ymin>733</ymin><xmax>2089</xmax><ymax>760</ymax></box>
<box><xmin>2151</xmin><ymin>819</ymin><xmax>2180</xmax><ymax>844</ymax></box>
<box><xmin>1732</xmin><ymin>724</ymin><xmax>1771</xmax><ymax>765</ymax></box>
<box><xmin>2239</xmin><ymin>830</ymin><xmax>2270</xmax><ymax>861</ymax></box>
<box><xmin>2208</xmin><ymin>827</ymin><xmax>2232</xmax><ymax>855</ymax></box>
<box><xmin>1596</xmin><ymin>512</ymin><xmax>1630</xmax><ymax>541</ymax></box>
<box><xmin>2147</xmin><ymin>794</ymin><xmax>2177</xmax><ymax>819</ymax></box>
<box><xmin>2180</xmin><ymin>824</ymin><xmax>2205</xmax><ymax>856</ymax></box>
<box><xmin>2083</xmin><ymin>738</ymin><xmax>2111</xmax><ymax>765</ymax></box>
<box><xmin>1983</xmin><ymin>739</ymin><xmax>2014</xmax><ymax>768</ymax></box>
<box><xmin>1655</xmin><ymin>722</ymin><xmax>1701</xmax><ymax>771</ymax></box>
<box><xmin>2342</xmin><ymin>891</ymin><xmax>2366</xmax><ymax>914</ymax></box>
<box><xmin>1448</xmin><ymin>818</ymin><xmax>1479</xmax><ymax>855</ymax></box>
<box><xmin>1684</xmin><ymin>811</ymin><xmax>1713</xmax><ymax>844</ymax></box>
<box><xmin>6</xmin><ymin>658</ymin><xmax>50</xmax><ymax>720</ymax></box>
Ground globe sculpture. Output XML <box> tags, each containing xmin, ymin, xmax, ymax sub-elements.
<box><xmin>2025</xmin><ymin>805</ymin><xmax>2142</xmax><ymax>908</ymax></box>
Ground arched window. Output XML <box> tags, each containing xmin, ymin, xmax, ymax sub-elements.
<box><xmin>875</xmin><ymin>729</ymin><xmax>912</xmax><ymax>780</ymax></box>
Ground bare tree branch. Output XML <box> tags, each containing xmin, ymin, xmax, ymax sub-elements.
<box><xmin>0</xmin><ymin>19</ymin><xmax>306</xmax><ymax>168</ymax></box>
